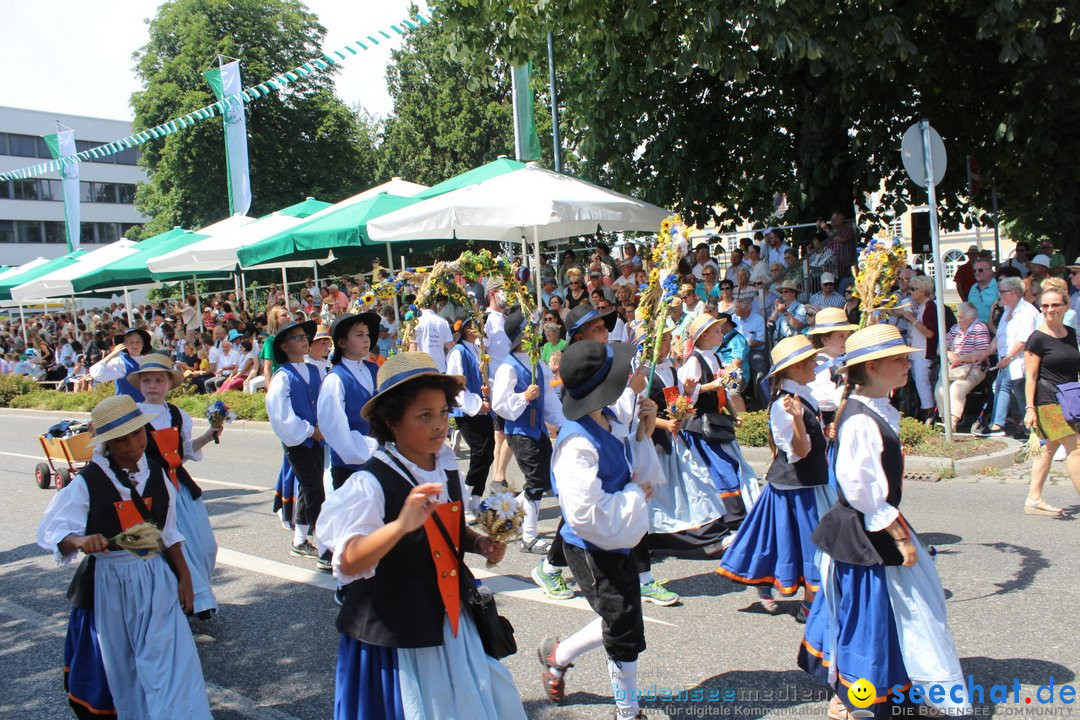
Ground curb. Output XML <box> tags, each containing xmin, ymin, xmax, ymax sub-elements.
<box><xmin>0</xmin><ymin>407</ymin><xmax>273</xmax><ymax>431</ymax></box>
<box><xmin>740</xmin><ymin>438</ymin><xmax>1021</xmax><ymax>481</ymax></box>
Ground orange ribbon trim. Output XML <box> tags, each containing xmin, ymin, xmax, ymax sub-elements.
<box><xmin>423</xmin><ymin>501</ymin><xmax>463</xmax><ymax>637</ymax></box>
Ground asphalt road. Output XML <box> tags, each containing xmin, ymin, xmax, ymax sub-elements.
<box><xmin>1</xmin><ymin>408</ymin><xmax>1077</xmax><ymax>720</ymax></box>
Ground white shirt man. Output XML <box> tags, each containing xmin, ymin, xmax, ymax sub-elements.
<box><xmin>413</xmin><ymin>307</ymin><xmax>453</xmax><ymax>372</ymax></box>
<box><xmin>733</xmin><ymin>305</ymin><xmax>766</xmax><ymax>349</ymax></box>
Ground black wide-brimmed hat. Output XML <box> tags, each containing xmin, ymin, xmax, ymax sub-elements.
<box><xmin>330</xmin><ymin>312</ymin><xmax>380</xmax><ymax>364</ymax></box>
<box><xmin>565</xmin><ymin>305</ymin><xmax>617</xmax><ymax>343</ymax></box>
<box><xmin>272</xmin><ymin>320</ymin><xmax>316</xmax><ymax>364</ymax></box>
<box><xmin>560</xmin><ymin>340</ymin><xmax>635</xmax><ymax>421</ymax></box>
<box><xmin>505</xmin><ymin>309</ymin><xmax>528</xmax><ymax>350</ymax></box>
<box><xmin>122</xmin><ymin>327</ymin><xmax>153</xmax><ymax>355</ymax></box>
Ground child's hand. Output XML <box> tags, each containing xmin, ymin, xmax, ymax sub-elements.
<box><xmin>397</xmin><ymin>483</ymin><xmax>443</xmax><ymax>533</ymax></box>
<box><xmin>177</xmin><ymin>575</ymin><xmax>194</xmax><ymax>614</ymax></box>
<box><xmin>76</xmin><ymin>534</ymin><xmax>109</xmax><ymax>554</ymax></box>
<box><xmin>476</xmin><ymin>536</ymin><xmax>506</xmax><ymax>564</ymax></box>
<box><xmin>523</xmin><ymin>384</ymin><xmax>541</xmax><ymax>402</ymax></box>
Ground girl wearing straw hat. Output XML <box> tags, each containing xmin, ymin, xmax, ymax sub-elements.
<box><xmin>306</xmin><ymin>323</ymin><xmax>334</xmax><ymax>377</ymax></box>
<box><xmin>129</xmin><ymin>354</ymin><xmax>221</xmax><ymax>620</ymax></box>
<box><xmin>806</xmin><ymin>307</ymin><xmax>857</xmax><ymax>429</ymax></box>
<box><xmin>315</xmin><ymin>352</ymin><xmax>526</xmax><ymax>720</ymax></box>
<box><xmin>36</xmin><ymin>395</ymin><xmax>212</xmax><ymax>720</ymax></box>
<box><xmin>537</xmin><ymin>340</ymin><xmax>662</xmax><ymax>720</ymax></box>
<box><xmin>717</xmin><ymin>335</ymin><xmax>836</xmax><ymax>622</ymax></box>
<box><xmin>677</xmin><ymin>313</ymin><xmax>750</xmax><ymax>526</ymax></box>
<box><xmin>802</xmin><ymin>324</ymin><xmax>971</xmax><ymax>720</ymax></box>
<box><xmin>87</xmin><ymin>327</ymin><xmax>153</xmax><ymax>401</ymax></box>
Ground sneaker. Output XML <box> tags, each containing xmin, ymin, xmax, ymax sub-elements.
<box><xmin>981</xmin><ymin>426</ymin><xmax>1006</xmax><ymax>437</ymax></box>
<box><xmin>290</xmin><ymin>540</ymin><xmax>319</xmax><ymax>558</ymax></box>
<box><xmin>332</xmin><ymin>587</ymin><xmax>348</xmax><ymax>607</ymax></box>
<box><xmin>640</xmin><ymin>580</ymin><xmax>679</xmax><ymax>606</ymax></box>
<box><xmin>796</xmin><ymin>604</ymin><xmax>809</xmax><ymax>623</ymax></box>
<box><xmin>537</xmin><ymin>636</ymin><xmax>572</xmax><ymax>703</ymax></box>
<box><xmin>532</xmin><ymin>564</ymin><xmax>574</xmax><ymax>600</ymax></box>
<box><xmin>970</xmin><ymin>420</ymin><xmax>986</xmax><ymax>436</ymax></box>
<box><xmin>317</xmin><ymin>550</ymin><xmax>332</xmax><ymax>572</ymax></box>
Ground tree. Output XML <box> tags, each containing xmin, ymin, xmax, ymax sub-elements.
<box><xmin>434</xmin><ymin>0</ymin><xmax>1080</xmax><ymax>251</ymax></box>
<box><xmin>376</xmin><ymin>19</ymin><xmax>562</xmax><ymax>186</ymax></box>
<box><xmin>130</xmin><ymin>0</ymin><xmax>379</xmax><ymax>236</ymax></box>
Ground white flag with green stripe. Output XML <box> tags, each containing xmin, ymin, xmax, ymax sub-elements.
<box><xmin>511</xmin><ymin>63</ymin><xmax>541</xmax><ymax>162</ymax></box>
<box><xmin>203</xmin><ymin>60</ymin><xmax>251</xmax><ymax>215</ymax></box>
<box><xmin>43</xmin><ymin>129</ymin><xmax>80</xmax><ymax>252</ymax></box>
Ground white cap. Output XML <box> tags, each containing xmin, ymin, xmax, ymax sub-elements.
<box><xmin>1031</xmin><ymin>254</ymin><xmax>1051</xmax><ymax>268</ymax></box>
<box><xmin>820</xmin><ymin>272</ymin><xmax>836</xmax><ymax>285</ymax></box>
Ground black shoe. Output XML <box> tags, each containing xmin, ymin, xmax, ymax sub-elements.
<box><xmin>290</xmin><ymin>540</ymin><xmax>319</xmax><ymax>558</ymax></box>
<box><xmin>317</xmin><ymin>550</ymin><xmax>332</xmax><ymax>572</ymax></box>
<box><xmin>332</xmin><ymin>587</ymin><xmax>348</xmax><ymax>607</ymax></box>
<box><xmin>192</xmin><ymin>608</ymin><xmax>217</xmax><ymax>621</ymax></box>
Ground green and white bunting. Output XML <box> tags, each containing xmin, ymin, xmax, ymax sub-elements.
<box><xmin>0</xmin><ymin>9</ymin><xmax>434</xmax><ymax>183</ymax></box>
<box><xmin>204</xmin><ymin>60</ymin><xmax>252</xmax><ymax>215</ymax></box>
<box><xmin>42</xmin><ymin>129</ymin><xmax>80</xmax><ymax>251</ymax></box>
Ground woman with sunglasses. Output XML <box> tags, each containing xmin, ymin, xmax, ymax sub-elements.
<box><xmin>696</xmin><ymin>268</ymin><xmax>722</xmax><ymax>305</ymax></box>
<box><xmin>563</xmin><ymin>270</ymin><xmax>589</xmax><ymax>309</ymax></box>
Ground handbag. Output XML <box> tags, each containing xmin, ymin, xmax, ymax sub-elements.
<box><xmin>429</xmin><ymin>511</ymin><xmax>517</xmax><ymax>659</ymax></box>
<box><xmin>1053</xmin><ymin>380</ymin><xmax>1080</xmax><ymax>425</ymax></box>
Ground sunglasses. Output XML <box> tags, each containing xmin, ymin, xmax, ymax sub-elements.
<box><xmin>1042</xmin><ymin>302</ymin><xmax>1065</xmax><ymax>309</ymax></box>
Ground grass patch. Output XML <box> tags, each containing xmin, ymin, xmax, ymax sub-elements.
<box><xmin>3</xmin><ymin>382</ymin><xmax>267</xmax><ymax>422</ymax></box>
<box><xmin>909</xmin><ymin>435</ymin><xmax>1007</xmax><ymax>459</ymax></box>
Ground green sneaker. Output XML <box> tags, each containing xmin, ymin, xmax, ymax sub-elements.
<box><xmin>640</xmin><ymin>580</ymin><xmax>679</xmax><ymax>606</ymax></box>
<box><xmin>531</xmin><ymin>564</ymin><xmax>574</xmax><ymax>600</ymax></box>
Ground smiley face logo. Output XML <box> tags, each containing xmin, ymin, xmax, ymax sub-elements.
<box><xmin>847</xmin><ymin>678</ymin><xmax>877</xmax><ymax>708</ymax></box>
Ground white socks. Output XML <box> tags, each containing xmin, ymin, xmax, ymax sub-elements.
<box><xmin>519</xmin><ymin>493</ymin><xmax>540</xmax><ymax>541</ymax></box>
<box><xmin>609</xmin><ymin>658</ymin><xmax>640</xmax><ymax>717</ymax></box>
<box><xmin>542</xmin><ymin>558</ymin><xmax>562</xmax><ymax>575</ymax></box>
<box><xmin>293</xmin><ymin>523</ymin><xmax>309</xmax><ymax>547</ymax></box>
<box><xmin>638</xmin><ymin>571</ymin><xmax>654</xmax><ymax>586</ymax></box>
<box><xmin>553</xmin><ymin>617</ymin><xmax>604</xmax><ymax>670</ymax></box>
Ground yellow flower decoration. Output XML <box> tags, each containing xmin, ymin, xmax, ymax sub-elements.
<box><xmin>649</xmin><ymin>268</ymin><xmax>660</xmax><ymax>283</ymax></box>
<box><xmin>519</xmin><ymin>285</ymin><xmax>529</xmax><ymax>295</ymax></box>
<box><xmin>475</xmin><ymin>263</ymin><xmax>484</xmax><ymax>272</ymax></box>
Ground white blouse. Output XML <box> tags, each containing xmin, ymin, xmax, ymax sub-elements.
<box><xmin>88</xmin><ymin>353</ymin><xmax>133</xmax><ymax>383</ymax></box>
<box><xmin>316</xmin><ymin>360</ymin><xmax>378</xmax><ymax>467</ymax></box>
<box><xmin>835</xmin><ymin>395</ymin><xmax>902</xmax><ymax>532</ymax></box>
<box><xmin>37</xmin><ymin>455</ymin><xmax>184</xmax><ymax>565</ymax></box>
<box><xmin>491</xmin><ymin>352</ymin><xmax>565</xmax><ymax>428</ymax></box>
<box><xmin>445</xmin><ymin>342</ymin><xmax>484</xmax><ymax>417</ymax></box>
<box><xmin>552</xmin><ymin>417</ymin><xmax>661</xmax><ymax>551</ymax></box>
<box><xmin>769</xmin><ymin>379</ymin><xmax>819</xmax><ymax>462</ymax></box>
<box><xmin>138</xmin><ymin>402</ymin><xmax>201</xmax><ymax>463</ymax></box>
<box><xmin>677</xmin><ymin>350</ymin><xmax>721</xmax><ymax>403</ymax></box>
<box><xmin>266</xmin><ymin>362</ymin><xmax>319</xmax><ymax>448</ymax></box>
<box><xmin>808</xmin><ymin>352</ymin><xmax>844</xmax><ymax>412</ymax></box>
<box><xmin>316</xmin><ymin>444</ymin><xmax>467</xmax><ymax>585</ymax></box>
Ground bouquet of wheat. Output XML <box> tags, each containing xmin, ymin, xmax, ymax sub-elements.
<box><xmin>109</xmin><ymin>522</ymin><xmax>164</xmax><ymax>558</ymax></box>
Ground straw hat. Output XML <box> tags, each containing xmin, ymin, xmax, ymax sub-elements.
<box><xmin>560</xmin><ymin>340</ymin><xmax>636</xmax><ymax>421</ymax></box>
<box><xmin>807</xmin><ymin>307</ymin><xmax>857</xmax><ymax>335</ymax></box>
<box><xmin>90</xmin><ymin>395</ymin><xmax>152</xmax><ymax>445</ymax></box>
<box><xmin>843</xmin><ymin>324</ymin><xmax>918</xmax><ymax>368</ymax></box>
<box><xmin>767</xmin><ymin>335</ymin><xmax>818</xmax><ymax>378</ymax></box>
<box><xmin>360</xmin><ymin>351</ymin><xmax>464</xmax><ymax>421</ymax></box>
<box><xmin>777</xmin><ymin>279</ymin><xmax>800</xmax><ymax>292</ymax></box>
<box><xmin>686</xmin><ymin>313</ymin><xmax>721</xmax><ymax>348</ymax></box>
<box><xmin>312</xmin><ymin>324</ymin><xmax>333</xmax><ymax>342</ymax></box>
<box><xmin>127</xmin><ymin>353</ymin><xmax>184</xmax><ymax>389</ymax></box>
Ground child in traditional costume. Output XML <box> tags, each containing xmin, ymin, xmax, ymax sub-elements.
<box><xmin>445</xmin><ymin>317</ymin><xmax>495</xmax><ymax>521</ymax></box>
<box><xmin>316</xmin><ymin>352</ymin><xmax>526</xmax><ymax>720</ymax></box>
<box><xmin>88</xmin><ymin>327</ymin><xmax>152</xmax><ymax>401</ymax></box>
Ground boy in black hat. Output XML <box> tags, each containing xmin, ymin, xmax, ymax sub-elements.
<box><xmin>446</xmin><ymin>317</ymin><xmax>495</xmax><ymax>521</ymax></box>
<box><xmin>266</xmin><ymin>320</ymin><xmax>326</xmax><ymax>559</ymax></box>
<box><xmin>538</xmin><ymin>340</ymin><xmax>661</xmax><ymax>720</ymax></box>
<box><xmin>490</xmin><ymin>310</ymin><xmax>565</xmax><ymax>554</ymax></box>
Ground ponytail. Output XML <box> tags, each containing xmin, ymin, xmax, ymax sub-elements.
<box><xmin>834</xmin><ymin>363</ymin><xmax>868</xmax><ymax>424</ymax></box>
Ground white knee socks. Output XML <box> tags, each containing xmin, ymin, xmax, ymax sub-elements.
<box><xmin>519</xmin><ymin>493</ymin><xmax>540</xmax><ymax>541</ymax></box>
<box><xmin>609</xmin><ymin>658</ymin><xmax>640</xmax><ymax>717</ymax></box>
<box><xmin>293</xmin><ymin>523</ymin><xmax>309</xmax><ymax>546</ymax></box>
<box><xmin>553</xmin><ymin>617</ymin><xmax>604</xmax><ymax>669</ymax></box>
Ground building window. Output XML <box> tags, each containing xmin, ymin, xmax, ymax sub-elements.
<box><xmin>15</xmin><ymin>220</ymin><xmax>43</xmax><ymax>243</ymax></box>
<box><xmin>0</xmin><ymin>134</ymin><xmax>8</xmax><ymax>155</ymax></box>
<box><xmin>116</xmin><ymin>183</ymin><xmax>136</xmax><ymax>204</ymax></box>
<box><xmin>0</xmin><ymin>181</ymin><xmax>10</xmax><ymax>200</ymax></box>
<box><xmin>114</xmin><ymin>146</ymin><xmax>140</xmax><ymax>165</ymax></box>
<box><xmin>80</xmin><ymin>223</ymin><xmax>97</xmax><ymax>244</ymax></box>
<box><xmin>44</xmin><ymin>221</ymin><xmax>67</xmax><ymax>244</ymax></box>
<box><xmin>13</xmin><ymin>179</ymin><xmax>42</xmax><ymax>201</ymax></box>
<box><xmin>0</xmin><ymin>220</ymin><xmax>13</xmax><ymax>244</ymax></box>
<box><xmin>7</xmin><ymin>134</ymin><xmax>38</xmax><ymax>158</ymax></box>
<box><xmin>97</xmin><ymin>223</ymin><xmax>120</xmax><ymax>243</ymax></box>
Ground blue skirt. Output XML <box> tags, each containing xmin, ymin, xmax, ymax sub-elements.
<box><xmin>64</xmin><ymin>606</ymin><xmax>115</xmax><ymax>718</ymax></box>
<box><xmin>174</xmin><ymin>483</ymin><xmax>218</xmax><ymax>614</ymax></box>
<box><xmin>335</xmin><ymin>613</ymin><xmax>526</xmax><ymax>720</ymax></box>
<box><xmin>681</xmin><ymin>431</ymin><xmax>747</xmax><ymax>524</ymax></box>
<box><xmin>718</xmin><ymin>484</ymin><xmax>835</xmax><ymax>594</ymax></box>
<box><xmin>797</xmin><ymin>585</ymin><xmax>832</xmax><ymax>687</ymax></box>
<box><xmin>273</xmin><ymin>451</ymin><xmax>297</xmax><ymax>530</ymax></box>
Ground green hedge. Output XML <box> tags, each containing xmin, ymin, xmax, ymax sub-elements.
<box><xmin>734</xmin><ymin>409</ymin><xmax>940</xmax><ymax>447</ymax></box>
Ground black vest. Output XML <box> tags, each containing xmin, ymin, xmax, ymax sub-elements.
<box><xmin>336</xmin><ymin>456</ymin><xmax>469</xmax><ymax>649</ymax></box>
<box><xmin>142</xmin><ymin>403</ymin><xmax>202</xmax><ymax>500</ymax></box>
<box><xmin>691</xmin><ymin>351</ymin><xmax>720</xmax><ymax>415</ymax></box>
<box><xmin>764</xmin><ymin>391</ymin><xmax>829</xmax><ymax>488</ymax></box>
<box><xmin>67</xmin><ymin>459</ymin><xmax>171</xmax><ymax>609</ymax></box>
<box><xmin>812</xmin><ymin>399</ymin><xmax>906</xmax><ymax>566</ymax></box>
<box><xmin>645</xmin><ymin>367</ymin><xmax>673</xmax><ymax>456</ymax></box>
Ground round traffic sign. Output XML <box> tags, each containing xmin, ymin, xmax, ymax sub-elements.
<box><xmin>901</xmin><ymin>122</ymin><xmax>946</xmax><ymax>188</ymax></box>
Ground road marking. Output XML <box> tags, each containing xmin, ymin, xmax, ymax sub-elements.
<box><xmin>0</xmin><ymin>451</ymin><xmax>269</xmax><ymax>492</ymax></box>
<box><xmin>216</xmin><ymin>548</ymin><xmax>674</xmax><ymax>627</ymax></box>
<box><xmin>0</xmin><ymin>596</ymin><xmax>300</xmax><ymax>720</ymax></box>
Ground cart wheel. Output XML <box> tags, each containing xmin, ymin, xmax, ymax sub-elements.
<box><xmin>35</xmin><ymin>463</ymin><xmax>52</xmax><ymax>489</ymax></box>
<box><xmin>55</xmin><ymin>468</ymin><xmax>72</xmax><ymax>490</ymax></box>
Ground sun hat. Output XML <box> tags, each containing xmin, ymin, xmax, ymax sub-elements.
<box><xmin>127</xmin><ymin>353</ymin><xmax>184</xmax><ymax>389</ymax></box>
<box><xmin>312</xmin><ymin>324</ymin><xmax>332</xmax><ymax>342</ymax></box>
<box><xmin>122</xmin><ymin>327</ymin><xmax>153</xmax><ymax>353</ymax></box>
<box><xmin>1067</xmin><ymin>256</ymin><xmax>1080</xmax><ymax>270</ymax></box>
<box><xmin>565</xmin><ymin>304</ymin><xmax>617</xmax><ymax>342</ymax></box>
<box><xmin>767</xmin><ymin>335</ymin><xmax>818</xmax><ymax>378</ymax></box>
<box><xmin>842</xmin><ymin>324</ymin><xmax>919</xmax><ymax>368</ymax></box>
<box><xmin>560</xmin><ymin>340</ymin><xmax>636</xmax><ymax>421</ymax></box>
<box><xmin>777</xmin><ymin>279</ymin><xmax>799</xmax><ymax>292</ymax></box>
<box><xmin>808</xmin><ymin>307</ymin><xmax>858</xmax><ymax>335</ymax></box>
<box><xmin>668</xmin><ymin>296</ymin><xmax>684</xmax><ymax>308</ymax></box>
<box><xmin>360</xmin><ymin>351</ymin><xmax>464</xmax><ymax>421</ymax></box>
<box><xmin>89</xmin><ymin>395</ymin><xmax>153</xmax><ymax>446</ymax></box>
<box><xmin>271</xmin><ymin>320</ymin><xmax>316</xmax><ymax>364</ymax></box>
<box><xmin>686</xmin><ymin>313</ymin><xmax>722</xmax><ymax>349</ymax></box>
<box><xmin>226</xmin><ymin>329</ymin><xmax>244</xmax><ymax>342</ymax></box>
<box><xmin>1030</xmin><ymin>254</ymin><xmax>1051</xmax><ymax>268</ymax></box>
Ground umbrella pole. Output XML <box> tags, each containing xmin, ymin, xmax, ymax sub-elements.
<box><xmin>387</xmin><ymin>244</ymin><xmax>399</xmax><ymax>328</ymax></box>
<box><xmin>313</xmin><ymin>260</ymin><xmax>320</xmax><ymax>289</ymax></box>
<box><xmin>19</xmin><ymin>303</ymin><xmax>27</xmax><ymax>347</ymax></box>
<box><xmin>240</xmin><ymin>272</ymin><xmax>246</xmax><ymax>311</ymax></box>
<box><xmin>192</xmin><ymin>275</ymin><xmax>202</xmax><ymax>329</ymax></box>
<box><xmin>281</xmin><ymin>266</ymin><xmax>290</xmax><ymax>311</ymax></box>
<box><xmin>532</xmin><ymin>227</ymin><xmax>542</xmax><ymax>310</ymax></box>
<box><xmin>124</xmin><ymin>288</ymin><xmax>133</xmax><ymax>326</ymax></box>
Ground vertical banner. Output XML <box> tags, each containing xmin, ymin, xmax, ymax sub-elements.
<box><xmin>511</xmin><ymin>63</ymin><xmax>541</xmax><ymax>162</ymax></box>
<box><xmin>203</xmin><ymin>60</ymin><xmax>252</xmax><ymax>215</ymax></box>
<box><xmin>43</xmin><ymin>129</ymin><xmax>80</xmax><ymax>251</ymax></box>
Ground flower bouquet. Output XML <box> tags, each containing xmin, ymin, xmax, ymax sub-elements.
<box><xmin>204</xmin><ymin>400</ymin><xmax>235</xmax><ymax>444</ymax></box>
<box><xmin>108</xmin><ymin>522</ymin><xmax>164</xmax><ymax>558</ymax></box>
<box><xmin>637</xmin><ymin>215</ymin><xmax>691</xmax><ymax>377</ymax></box>
<box><xmin>852</xmin><ymin>235</ymin><xmax>907</xmax><ymax>327</ymax></box>
<box><xmin>663</xmin><ymin>385</ymin><xmax>697</xmax><ymax>440</ymax></box>
<box><xmin>474</xmin><ymin>491</ymin><xmax>524</xmax><ymax>567</ymax></box>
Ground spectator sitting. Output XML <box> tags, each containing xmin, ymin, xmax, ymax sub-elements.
<box><xmin>807</xmin><ymin>273</ymin><xmax>845</xmax><ymax>314</ymax></box>
<box><xmin>936</xmin><ymin>302</ymin><xmax>993</xmax><ymax>432</ymax></box>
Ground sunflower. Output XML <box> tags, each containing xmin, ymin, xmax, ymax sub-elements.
<box><xmin>361</xmin><ymin>291</ymin><xmax>376</xmax><ymax>307</ymax></box>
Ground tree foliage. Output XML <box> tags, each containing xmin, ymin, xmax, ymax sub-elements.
<box><xmin>433</xmin><ymin>0</ymin><xmax>1080</xmax><ymax>249</ymax></box>
<box><xmin>131</xmin><ymin>0</ymin><xmax>379</xmax><ymax>235</ymax></box>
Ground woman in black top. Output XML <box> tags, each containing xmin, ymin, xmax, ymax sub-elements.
<box><xmin>1023</xmin><ymin>284</ymin><xmax>1080</xmax><ymax>516</ymax></box>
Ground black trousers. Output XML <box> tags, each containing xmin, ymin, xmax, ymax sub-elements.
<box><xmin>284</xmin><ymin>443</ymin><xmax>325</xmax><ymax>527</ymax></box>
<box><xmin>331</xmin><ymin>465</ymin><xmax>355</xmax><ymax>492</ymax></box>
<box><xmin>505</xmin><ymin>432</ymin><xmax>552</xmax><ymax>502</ymax></box>
<box><xmin>564</xmin><ymin>544</ymin><xmax>646</xmax><ymax>663</ymax></box>
<box><xmin>455</xmin><ymin>413</ymin><xmax>495</xmax><ymax>497</ymax></box>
